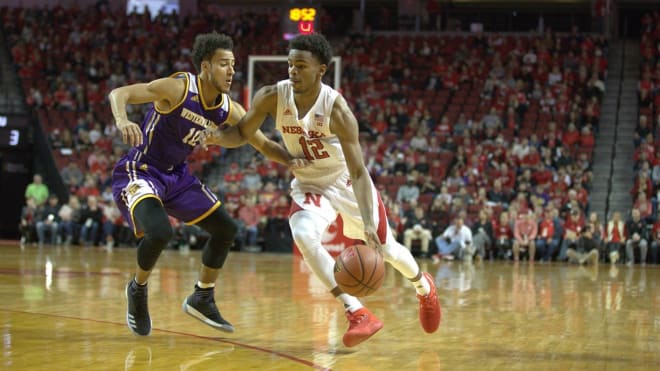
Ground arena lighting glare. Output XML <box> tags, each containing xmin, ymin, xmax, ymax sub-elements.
<box><xmin>126</xmin><ymin>0</ymin><xmax>179</xmax><ymax>19</ymax></box>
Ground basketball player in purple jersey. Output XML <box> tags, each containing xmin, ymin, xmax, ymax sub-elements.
<box><xmin>201</xmin><ymin>33</ymin><xmax>441</xmax><ymax>347</ymax></box>
<box><xmin>109</xmin><ymin>32</ymin><xmax>295</xmax><ymax>336</ymax></box>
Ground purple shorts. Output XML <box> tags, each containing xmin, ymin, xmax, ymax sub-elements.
<box><xmin>112</xmin><ymin>156</ymin><xmax>220</xmax><ymax>237</ymax></box>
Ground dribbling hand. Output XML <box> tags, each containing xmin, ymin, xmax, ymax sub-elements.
<box><xmin>364</xmin><ymin>225</ymin><xmax>382</xmax><ymax>250</ymax></box>
<box><xmin>117</xmin><ymin>119</ymin><xmax>143</xmax><ymax>147</ymax></box>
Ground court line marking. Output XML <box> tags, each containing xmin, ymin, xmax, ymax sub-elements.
<box><xmin>0</xmin><ymin>267</ymin><xmax>121</xmax><ymax>277</ymax></box>
<box><xmin>1</xmin><ymin>308</ymin><xmax>332</xmax><ymax>370</ymax></box>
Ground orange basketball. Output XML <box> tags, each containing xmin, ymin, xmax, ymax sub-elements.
<box><xmin>334</xmin><ymin>244</ymin><xmax>385</xmax><ymax>297</ymax></box>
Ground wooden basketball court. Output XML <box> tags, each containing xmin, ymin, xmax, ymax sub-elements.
<box><xmin>1</xmin><ymin>243</ymin><xmax>658</xmax><ymax>370</ymax></box>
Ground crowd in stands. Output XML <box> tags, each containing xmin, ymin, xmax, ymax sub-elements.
<box><xmin>5</xmin><ymin>4</ymin><xmax>659</xmax><ymax>264</ymax></box>
<box><xmin>4</xmin><ymin>5</ymin><xmax>292</xmax><ymax>250</ymax></box>
<box><xmin>633</xmin><ymin>11</ymin><xmax>660</xmax><ymax>265</ymax></box>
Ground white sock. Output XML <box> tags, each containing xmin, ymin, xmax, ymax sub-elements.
<box><xmin>338</xmin><ymin>293</ymin><xmax>363</xmax><ymax>313</ymax></box>
<box><xmin>197</xmin><ymin>281</ymin><xmax>215</xmax><ymax>289</ymax></box>
<box><xmin>411</xmin><ymin>272</ymin><xmax>431</xmax><ymax>296</ymax></box>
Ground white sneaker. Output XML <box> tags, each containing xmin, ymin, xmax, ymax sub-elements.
<box><xmin>609</xmin><ymin>251</ymin><xmax>619</xmax><ymax>264</ymax></box>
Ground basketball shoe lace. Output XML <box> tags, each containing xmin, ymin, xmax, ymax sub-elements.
<box><xmin>347</xmin><ymin>310</ymin><xmax>368</xmax><ymax>325</ymax></box>
<box><xmin>190</xmin><ymin>287</ymin><xmax>221</xmax><ymax>318</ymax></box>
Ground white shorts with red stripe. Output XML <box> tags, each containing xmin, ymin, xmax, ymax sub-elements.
<box><xmin>289</xmin><ymin>170</ymin><xmax>390</xmax><ymax>244</ymax></box>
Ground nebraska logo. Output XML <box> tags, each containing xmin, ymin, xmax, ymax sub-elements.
<box><xmin>304</xmin><ymin>192</ymin><xmax>322</xmax><ymax>207</ymax></box>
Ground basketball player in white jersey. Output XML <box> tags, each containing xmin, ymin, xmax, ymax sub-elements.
<box><xmin>201</xmin><ymin>33</ymin><xmax>441</xmax><ymax>347</ymax></box>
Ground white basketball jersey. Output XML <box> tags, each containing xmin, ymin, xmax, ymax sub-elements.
<box><xmin>276</xmin><ymin>80</ymin><xmax>346</xmax><ymax>188</ymax></box>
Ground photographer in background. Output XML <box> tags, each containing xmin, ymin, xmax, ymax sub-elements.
<box><xmin>432</xmin><ymin>214</ymin><xmax>473</xmax><ymax>263</ymax></box>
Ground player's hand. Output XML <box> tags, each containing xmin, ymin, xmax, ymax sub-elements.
<box><xmin>364</xmin><ymin>225</ymin><xmax>382</xmax><ymax>250</ymax></box>
<box><xmin>116</xmin><ymin>119</ymin><xmax>143</xmax><ymax>147</ymax></box>
<box><xmin>288</xmin><ymin>158</ymin><xmax>311</xmax><ymax>170</ymax></box>
<box><xmin>197</xmin><ymin>128</ymin><xmax>222</xmax><ymax>150</ymax></box>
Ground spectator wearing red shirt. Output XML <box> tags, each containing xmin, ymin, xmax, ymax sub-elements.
<box><xmin>223</xmin><ymin>163</ymin><xmax>244</xmax><ymax>185</ymax></box>
<box><xmin>633</xmin><ymin>191</ymin><xmax>655</xmax><ymax>224</ymax></box>
<box><xmin>605</xmin><ymin>211</ymin><xmax>626</xmax><ymax>263</ymax></box>
<box><xmin>559</xmin><ymin>209</ymin><xmax>584</xmax><ymax>260</ymax></box>
<box><xmin>631</xmin><ymin>171</ymin><xmax>653</xmax><ymax>199</ymax></box>
<box><xmin>532</xmin><ymin>162</ymin><xmax>553</xmax><ymax>187</ymax></box>
<box><xmin>496</xmin><ymin>162</ymin><xmax>516</xmax><ymax>190</ymax></box>
<box><xmin>579</xmin><ymin>126</ymin><xmax>596</xmax><ymax>148</ymax></box>
<box><xmin>433</xmin><ymin>116</ymin><xmax>452</xmax><ymax>138</ymax></box>
<box><xmin>573</xmin><ymin>183</ymin><xmax>590</xmax><ymax>211</ymax></box>
<box><xmin>76</xmin><ymin>177</ymin><xmax>101</xmax><ymax>199</ymax></box>
<box><xmin>638</xmin><ymin>74</ymin><xmax>654</xmax><ymax>98</ymax></box>
<box><xmin>371</xmin><ymin>112</ymin><xmax>389</xmax><ymax>134</ymax></box>
<box><xmin>536</xmin><ymin>209</ymin><xmax>560</xmax><ymax>261</ymax></box>
<box><xmin>442</xmin><ymin>65</ymin><xmax>459</xmax><ymax>91</ymax></box>
<box><xmin>519</xmin><ymin>146</ymin><xmax>541</xmax><ymax>171</ymax></box>
<box><xmin>513</xmin><ymin>211</ymin><xmax>538</xmax><ymax>262</ymax></box>
<box><xmin>257</xmin><ymin>181</ymin><xmax>282</xmax><ymax>209</ymax></box>
<box><xmin>237</xmin><ymin>196</ymin><xmax>265</xmax><ymax>249</ymax></box>
<box><xmin>561</xmin><ymin>123</ymin><xmax>580</xmax><ymax>148</ymax></box>
<box><xmin>222</xmin><ymin>182</ymin><xmax>244</xmax><ymax>218</ymax></box>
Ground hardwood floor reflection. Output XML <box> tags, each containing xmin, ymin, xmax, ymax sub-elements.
<box><xmin>1</xmin><ymin>244</ymin><xmax>658</xmax><ymax>370</ymax></box>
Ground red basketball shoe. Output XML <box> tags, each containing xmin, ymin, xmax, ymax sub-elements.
<box><xmin>343</xmin><ymin>307</ymin><xmax>383</xmax><ymax>347</ymax></box>
<box><xmin>417</xmin><ymin>272</ymin><xmax>441</xmax><ymax>333</ymax></box>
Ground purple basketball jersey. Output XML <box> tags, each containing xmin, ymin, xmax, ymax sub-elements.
<box><xmin>112</xmin><ymin>72</ymin><xmax>230</xmax><ymax>236</ymax></box>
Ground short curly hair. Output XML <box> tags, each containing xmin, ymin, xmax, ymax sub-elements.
<box><xmin>192</xmin><ymin>32</ymin><xmax>234</xmax><ymax>72</ymax></box>
<box><xmin>288</xmin><ymin>33</ymin><xmax>333</xmax><ymax>66</ymax></box>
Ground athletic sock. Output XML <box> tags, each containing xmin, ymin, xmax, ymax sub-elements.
<box><xmin>197</xmin><ymin>281</ymin><xmax>215</xmax><ymax>289</ymax></box>
<box><xmin>338</xmin><ymin>293</ymin><xmax>363</xmax><ymax>313</ymax></box>
<box><xmin>411</xmin><ymin>273</ymin><xmax>430</xmax><ymax>296</ymax></box>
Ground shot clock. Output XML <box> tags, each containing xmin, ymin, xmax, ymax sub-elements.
<box><xmin>282</xmin><ymin>4</ymin><xmax>319</xmax><ymax>40</ymax></box>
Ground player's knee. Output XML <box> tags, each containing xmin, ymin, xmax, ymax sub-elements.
<box><xmin>200</xmin><ymin>210</ymin><xmax>238</xmax><ymax>241</ymax></box>
<box><xmin>291</xmin><ymin>226</ymin><xmax>321</xmax><ymax>248</ymax></box>
<box><xmin>144</xmin><ymin>222</ymin><xmax>174</xmax><ymax>246</ymax></box>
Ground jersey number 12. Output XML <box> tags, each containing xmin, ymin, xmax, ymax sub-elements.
<box><xmin>299</xmin><ymin>137</ymin><xmax>329</xmax><ymax>161</ymax></box>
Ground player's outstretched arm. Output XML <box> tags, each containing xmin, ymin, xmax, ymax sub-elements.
<box><xmin>200</xmin><ymin>84</ymin><xmax>278</xmax><ymax>148</ymax></box>
<box><xmin>330</xmin><ymin>96</ymin><xmax>380</xmax><ymax>247</ymax></box>
<box><xmin>108</xmin><ymin>77</ymin><xmax>185</xmax><ymax>147</ymax></box>
<box><xmin>223</xmin><ymin>99</ymin><xmax>306</xmax><ymax>168</ymax></box>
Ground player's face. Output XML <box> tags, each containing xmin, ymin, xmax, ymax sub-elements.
<box><xmin>206</xmin><ymin>49</ymin><xmax>235</xmax><ymax>94</ymax></box>
<box><xmin>288</xmin><ymin>49</ymin><xmax>326</xmax><ymax>94</ymax></box>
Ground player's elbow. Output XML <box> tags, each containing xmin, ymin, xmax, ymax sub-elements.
<box><xmin>108</xmin><ymin>87</ymin><xmax>126</xmax><ymax>103</ymax></box>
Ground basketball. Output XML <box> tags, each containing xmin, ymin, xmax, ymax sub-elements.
<box><xmin>334</xmin><ymin>244</ymin><xmax>385</xmax><ymax>297</ymax></box>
